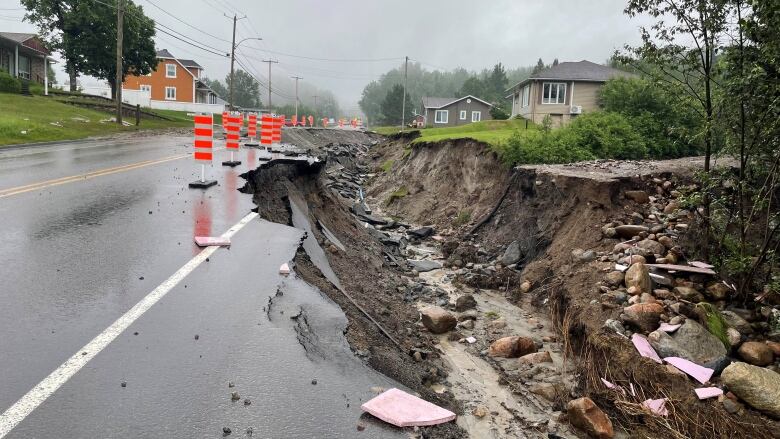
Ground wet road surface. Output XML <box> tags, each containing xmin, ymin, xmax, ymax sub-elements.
<box><xmin>0</xmin><ymin>136</ymin><xmax>402</xmax><ymax>437</ymax></box>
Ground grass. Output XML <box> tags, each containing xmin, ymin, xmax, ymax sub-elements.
<box><xmin>453</xmin><ymin>210</ymin><xmax>472</xmax><ymax>227</ymax></box>
<box><xmin>379</xmin><ymin>159</ymin><xmax>394</xmax><ymax>172</ymax></box>
<box><xmin>386</xmin><ymin>185</ymin><xmax>409</xmax><ymax>204</ymax></box>
<box><xmin>0</xmin><ymin>92</ymin><xmax>192</xmax><ymax>146</ymax></box>
<box><xmin>372</xmin><ymin>126</ymin><xmax>411</xmax><ymax>135</ymax></box>
<box><xmin>412</xmin><ymin>118</ymin><xmax>533</xmax><ymax>146</ymax></box>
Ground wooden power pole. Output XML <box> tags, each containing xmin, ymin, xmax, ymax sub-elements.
<box><xmin>228</xmin><ymin>14</ymin><xmax>237</xmax><ymax>111</ymax></box>
<box><xmin>262</xmin><ymin>59</ymin><xmax>279</xmax><ymax>109</ymax></box>
<box><xmin>115</xmin><ymin>0</ymin><xmax>125</xmax><ymax>125</ymax></box>
<box><xmin>401</xmin><ymin>55</ymin><xmax>408</xmax><ymax>129</ymax></box>
<box><xmin>291</xmin><ymin>76</ymin><xmax>302</xmax><ymax>120</ymax></box>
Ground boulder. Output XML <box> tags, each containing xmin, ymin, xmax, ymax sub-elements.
<box><xmin>488</xmin><ymin>336</ymin><xmax>537</xmax><ymax>358</ymax></box>
<box><xmin>625</xmin><ymin>263</ymin><xmax>652</xmax><ymax>294</ymax></box>
<box><xmin>721</xmin><ymin>310</ymin><xmax>753</xmax><ymax>334</ymax></box>
<box><xmin>567</xmin><ymin>397</ymin><xmax>614</xmax><ymax>439</ymax></box>
<box><xmin>721</xmin><ymin>362</ymin><xmax>780</xmax><ymax>419</ymax></box>
<box><xmin>455</xmin><ymin>294</ymin><xmax>477</xmax><ymax>312</ymax></box>
<box><xmin>420</xmin><ymin>306</ymin><xmax>457</xmax><ymax>334</ymax></box>
<box><xmin>518</xmin><ymin>351</ymin><xmax>553</xmax><ymax>365</ymax></box>
<box><xmin>738</xmin><ymin>341</ymin><xmax>774</xmax><ymax>367</ymax></box>
<box><xmin>625</xmin><ymin>190</ymin><xmax>650</xmax><ymax>204</ymax></box>
<box><xmin>622</xmin><ymin>302</ymin><xmax>664</xmax><ymax>332</ymax></box>
<box><xmin>648</xmin><ymin>319</ymin><xmax>727</xmax><ymax>365</ymax></box>
<box><xmin>637</xmin><ymin>239</ymin><xmax>665</xmax><ymax>256</ymax></box>
<box><xmin>658</xmin><ymin>235</ymin><xmax>674</xmax><ymax>249</ymax></box>
<box><xmin>695</xmin><ymin>302</ymin><xmax>731</xmax><ymax>348</ymax></box>
<box><xmin>673</xmin><ymin>286</ymin><xmax>705</xmax><ymax>303</ymax></box>
<box><xmin>604</xmin><ymin>271</ymin><xmax>625</xmax><ymax>287</ymax></box>
<box><xmin>614</xmin><ymin>225</ymin><xmax>649</xmax><ymax>239</ymax></box>
<box><xmin>663</xmin><ymin>201</ymin><xmax>680</xmax><ymax>214</ymax></box>
<box><xmin>407</xmin><ymin>259</ymin><xmax>442</xmax><ymax>272</ymax></box>
<box><xmin>706</xmin><ymin>283</ymin><xmax>730</xmax><ymax>300</ymax></box>
<box><xmin>408</xmin><ymin>226</ymin><xmax>434</xmax><ymax>239</ymax></box>
<box><xmin>501</xmin><ymin>240</ymin><xmax>522</xmax><ymax>266</ymax></box>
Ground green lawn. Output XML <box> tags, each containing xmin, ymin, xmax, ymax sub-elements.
<box><xmin>0</xmin><ymin>93</ymin><xmax>192</xmax><ymax>146</ymax></box>
<box><xmin>413</xmin><ymin>119</ymin><xmax>533</xmax><ymax>146</ymax></box>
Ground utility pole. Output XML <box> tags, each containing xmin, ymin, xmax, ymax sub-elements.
<box><xmin>228</xmin><ymin>14</ymin><xmax>238</xmax><ymax>111</ymax></box>
<box><xmin>262</xmin><ymin>59</ymin><xmax>278</xmax><ymax>109</ymax></box>
<box><xmin>291</xmin><ymin>76</ymin><xmax>302</xmax><ymax>120</ymax></box>
<box><xmin>115</xmin><ymin>0</ymin><xmax>125</xmax><ymax>125</ymax></box>
<box><xmin>313</xmin><ymin>94</ymin><xmax>319</xmax><ymax>119</ymax></box>
<box><xmin>401</xmin><ymin>55</ymin><xmax>408</xmax><ymax>129</ymax></box>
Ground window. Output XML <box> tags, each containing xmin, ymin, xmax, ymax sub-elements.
<box><xmin>521</xmin><ymin>85</ymin><xmax>530</xmax><ymax>107</ymax></box>
<box><xmin>17</xmin><ymin>55</ymin><xmax>30</xmax><ymax>79</ymax></box>
<box><xmin>459</xmin><ymin>110</ymin><xmax>467</xmax><ymax>120</ymax></box>
<box><xmin>140</xmin><ymin>84</ymin><xmax>151</xmax><ymax>93</ymax></box>
<box><xmin>542</xmin><ymin>82</ymin><xmax>566</xmax><ymax>104</ymax></box>
<box><xmin>165</xmin><ymin>86</ymin><xmax>176</xmax><ymax>100</ymax></box>
<box><xmin>471</xmin><ymin>111</ymin><xmax>481</xmax><ymax>122</ymax></box>
<box><xmin>434</xmin><ymin>110</ymin><xmax>448</xmax><ymax>124</ymax></box>
<box><xmin>166</xmin><ymin>63</ymin><xmax>176</xmax><ymax>78</ymax></box>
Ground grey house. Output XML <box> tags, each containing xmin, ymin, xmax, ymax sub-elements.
<box><xmin>420</xmin><ymin>95</ymin><xmax>493</xmax><ymax>127</ymax></box>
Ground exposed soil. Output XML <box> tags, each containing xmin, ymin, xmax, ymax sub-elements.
<box><xmin>242</xmin><ymin>129</ymin><xmax>778</xmax><ymax>439</ymax></box>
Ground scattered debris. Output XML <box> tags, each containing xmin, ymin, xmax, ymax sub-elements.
<box><xmin>360</xmin><ymin>388</ymin><xmax>456</xmax><ymax>427</ymax></box>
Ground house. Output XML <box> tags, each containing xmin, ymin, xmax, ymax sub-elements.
<box><xmin>506</xmin><ymin>60</ymin><xmax>634</xmax><ymax>126</ymax></box>
<box><xmin>0</xmin><ymin>32</ymin><xmax>52</xmax><ymax>93</ymax></box>
<box><xmin>420</xmin><ymin>95</ymin><xmax>493</xmax><ymax>127</ymax></box>
<box><xmin>122</xmin><ymin>49</ymin><xmax>223</xmax><ymax>113</ymax></box>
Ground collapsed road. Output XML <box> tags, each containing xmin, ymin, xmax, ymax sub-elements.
<box><xmin>0</xmin><ymin>132</ymin><xmax>405</xmax><ymax>438</ymax></box>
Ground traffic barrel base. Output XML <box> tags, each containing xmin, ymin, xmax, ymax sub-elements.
<box><xmin>221</xmin><ymin>160</ymin><xmax>242</xmax><ymax>167</ymax></box>
<box><xmin>188</xmin><ymin>179</ymin><xmax>218</xmax><ymax>189</ymax></box>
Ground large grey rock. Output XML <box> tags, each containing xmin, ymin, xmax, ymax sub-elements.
<box><xmin>501</xmin><ymin>240</ymin><xmax>522</xmax><ymax>266</ymax></box>
<box><xmin>625</xmin><ymin>263</ymin><xmax>652</xmax><ymax>294</ymax></box>
<box><xmin>614</xmin><ymin>225</ymin><xmax>648</xmax><ymax>239</ymax></box>
<box><xmin>721</xmin><ymin>362</ymin><xmax>780</xmax><ymax>419</ymax></box>
<box><xmin>637</xmin><ymin>239</ymin><xmax>665</xmax><ymax>256</ymax></box>
<box><xmin>648</xmin><ymin>319</ymin><xmax>727</xmax><ymax>364</ymax></box>
<box><xmin>721</xmin><ymin>310</ymin><xmax>753</xmax><ymax>334</ymax></box>
<box><xmin>407</xmin><ymin>259</ymin><xmax>442</xmax><ymax>272</ymax></box>
<box><xmin>420</xmin><ymin>306</ymin><xmax>457</xmax><ymax>334</ymax></box>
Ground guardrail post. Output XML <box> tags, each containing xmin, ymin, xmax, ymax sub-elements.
<box><xmin>135</xmin><ymin>104</ymin><xmax>140</xmax><ymax>126</ymax></box>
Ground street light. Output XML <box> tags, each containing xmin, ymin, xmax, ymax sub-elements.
<box><xmin>227</xmin><ymin>12</ymin><xmax>262</xmax><ymax>110</ymax></box>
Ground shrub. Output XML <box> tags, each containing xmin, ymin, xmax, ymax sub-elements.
<box><xmin>379</xmin><ymin>159</ymin><xmax>394</xmax><ymax>172</ymax></box>
<box><xmin>497</xmin><ymin>129</ymin><xmax>593</xmax><ymax>165</ymax></box>
<box><xmin>0</xmin><ymin>71</ymin><xmax>21</xmax><ymax>94</ymax></box>
<box><xmin>562</xmin><ymin>111</ymin><xmax>647</xmax><ymax>160</ymax></box>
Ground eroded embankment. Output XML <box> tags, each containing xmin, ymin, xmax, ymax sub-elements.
<box><xmin>367</xmin><ymin>137</ymin><xmax>779</xmax><ymax>438</ymax></box>
<box><xmin>239</xmin><ymin>134</ymin><xmax>465</xmax><ymax>439</ymax></box>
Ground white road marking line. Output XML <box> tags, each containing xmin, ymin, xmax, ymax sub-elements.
<box><xmin>0</xmin><ymin>211</ymin><xmax>258</xmax><ymax>438</ymax></box>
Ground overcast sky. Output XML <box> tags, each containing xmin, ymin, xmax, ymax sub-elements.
<box><xmin>1</xmin><ymin>0</ymin><xmax>651</xmax><ymax>111</ymax></box>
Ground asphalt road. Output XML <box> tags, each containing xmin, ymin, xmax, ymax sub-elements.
<box><xmin>0</xmin><ymin>135</ymin><xmax>401</xmax><ymax>438</ymax></box>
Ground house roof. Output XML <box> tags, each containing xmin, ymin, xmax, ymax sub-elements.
<box><xmin>0</xmin><ymin>32</ymin><xmax>51</xmax><ymax>55</ymax></box>
<box><xmin>421</xmin><ymin>95</ymin><xmax>493</xmax><ymax>109</ymax></box>
<box><xmin>178</xmin><ymin>59</ymin><xmax>203</xmax><ymax>69</ymax></box>
<box><xmin>506</xmin><ymin>60</ymin><xmax>634</xmax><ymax>91</ymax></box>
<box><xmin>156</xmin><ymin>49</ymin><xmax>176</xmax><ymax>58</ymax></box>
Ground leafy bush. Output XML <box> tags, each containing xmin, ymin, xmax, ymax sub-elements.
<box><xmin>0</xmin><ymin>71</ymin><xmax>21</xmax><ymax>94</ymax></box>
<box><xmin>497</xmin><ymin>128</ymin><xmax>593</xmax><ymax>165</ymax></box>
<box><xmin>489</xmin><ymin>105</ymin><xmax>509</xmax><ymax>120</ymax></box>
<box><xmin>561</xmin><ymin>111</ymin><xmax>647</xmax><ymax>159</ymax></box>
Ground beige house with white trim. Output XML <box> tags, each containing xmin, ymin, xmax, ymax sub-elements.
<box><xmin>506</xmin><ymin>60</ymin><xmax>634</xmax><ymax>127</ymax></box>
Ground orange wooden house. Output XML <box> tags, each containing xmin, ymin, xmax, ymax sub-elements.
<box><xmin>122</xmin><ymin>49</ymin><xmax>224</xmax><ymax>113</ymax></box>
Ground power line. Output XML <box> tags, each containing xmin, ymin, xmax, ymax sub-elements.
<box><xmin>141</xmin><ymin>0</ymin><xmax>232</xmax><ymax>43</ymax></box>
<box><xmin>239</xmin><ymin>45</ymin><xmax>403</xmax><ymax>63</ymax></box>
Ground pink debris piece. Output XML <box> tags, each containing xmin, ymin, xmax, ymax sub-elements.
<box><xmin>361</xmin><ymin>388</ymin><xmax>456</xmax><ymax>427</ymax></box>
<box><xmin>664</xmin><ymin>357</ymin><xmax>714</xmax><ymax>384</ymax></box>
<box><xmin>642</xmin><ymin>398</ymin><xmax>669</xmax><ymax>416</ymax></box>
<box><xmin>632</xmin><ymin>334</ymin><xmax>662</xmax><ymax>363</ymax></box>
<box><xmin>694</xmin><ymin>387</ymin><xmax>723</xmax><ymax>400</ymax></box>
<box><xmin>630</xmin><ymin>382</ymin><xmax>636</xmax><ymax>397</ymax></box>
<box><xmin>689</xmin><ymin>261</ymin><xmax>715</xmax><ymax>269</ymax></box>
<box><xmin>645</xmin><ymin>263</ymin><xmax>716</xmax><ymax>275</ymax></box>
<box><xmin>601</xmin><ymin>378</ymin><xmax>617</xmax><ymax>389</ymax></box>
<box><xmin>658</xmin><ymin>322</ymin><xmax>681</xmax><ymax>333</ymax></box>
<box><xmin>194</xmin><ymin>236</ymin><xmax>231</xmax><ymax>247</ymax></box>
<box><xmin>279</xmin><ymin>263</ymin><xmax>290</xmax><ymax>275</ymax></box>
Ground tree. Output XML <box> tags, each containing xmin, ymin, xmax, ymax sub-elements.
<box><xmin>459</xmin><ymin>76</ymin><xmax>485</xmax><ymax>98</ymax></box>
<box><xmin>380</xmin><ymin>84</ymin><xmax>413</xmax><ymax>125</ymax></box>
<box><xmin>623</xmin><ymin>0</ymin><xmax>730</xmax><ymax>256</ymax></box>
<box><xmin>225</xmin><ymin>69</ymin><xmax>261</xmax><ymax>109</ymax></box>
<box><xmin>61</xmin><ymin>0</ymin><xmax>157</xmax><ymax>98</ymax></box>
<box><xmin>21</xmin><ymin>0</ymin><xmax>81</xmax><ymax>91</ymax></box>
<box><xmin>486</xmin><ymin>62</ymin><xmax>508</xmax><ymax>101</ymax></box>
<box><xmin>532</xmin><ymin>58</ymin><xmax>545</xmax><ymax>75</ymax></box>
<box><xmin>552</xmin><ymin>58</ymin><xmax>559</xmax><ymax>66</ymax></box>
<box><xmin>203</xmin><ymin>77</ymin><xmax>228</xmax><ymax>100</ymax></box>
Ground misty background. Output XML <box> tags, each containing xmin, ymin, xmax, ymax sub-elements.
<box><xmin>0</xmin><ymin>0</ymin><xmax>650</xmax><ymax>115</ymax></box>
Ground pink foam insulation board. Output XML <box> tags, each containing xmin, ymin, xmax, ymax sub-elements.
<box><xmin>361</xmin><ymin>388</ymin><xmax>456</xmax><ymax>427</ymax></box>
<box><xmin>658</xmin><ymin>322</ymin><xmax>681</xmax><ymax>333</ymax></box>
<box><xmin>642</xmin><ymin>398</ymin><xmax>669</xmax><ymax>416</ymax></box>
<box><xmin>279</xmin><ymin>263</ymin><xmax>290</xmax><ymax>275</ymax></box>
<box><xmin>694</xmin><ymin>387</ymin><xmax>723</xmax><ymax>400</ymax></box>
<box><xmin>664</xmin><ymin>357</ymin><xmax>714</xmax><ymax>384</ymax></box>
<box><xmin>632</xmin><ymin>334</ymin><xmax>662</xmax><ymax>363</ymax></box>
<box><xmin>194</xmin><ymin>236</ymin><xmax>231</xmax><ymax>247</ymax></box>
